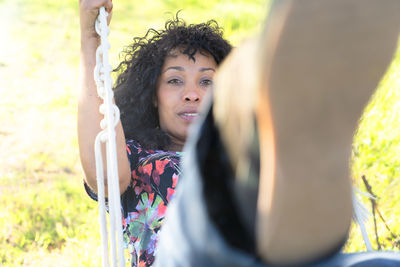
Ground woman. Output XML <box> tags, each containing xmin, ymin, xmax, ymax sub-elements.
<box><xmin>78</xmin><ymin>0</ymin><xmax>231</xmax><ymax>266</ymax></box>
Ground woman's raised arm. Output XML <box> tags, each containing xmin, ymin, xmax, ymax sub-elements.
<box><xmin>78</xmin><ymin>0</ymin><xmax>131</xmax><ymax>195</ymax></box>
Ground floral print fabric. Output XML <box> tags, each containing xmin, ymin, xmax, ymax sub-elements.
<box><xmin>122</xmin><ymin>140</ymin><xmax>181</xmax><ymax>266</ymax></box>
<box><xmin>85</xmin><ymin>139</ymin><xmax>181</xmax><ymax>267</ymax></box>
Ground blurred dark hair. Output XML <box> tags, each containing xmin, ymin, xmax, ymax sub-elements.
<box><xmin>113</xmin><ymin>14</ymin><xmax>232</xmax><ymax>150</ymax></box>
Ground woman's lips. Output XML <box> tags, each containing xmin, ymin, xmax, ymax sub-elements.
<box><xmin>178</xmin><ymin>110</ymin><xmax>199</xmax><ymax>122</ymax></box>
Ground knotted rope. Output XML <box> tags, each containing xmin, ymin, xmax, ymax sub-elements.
<box><xmin>94</xmin><ymin>6</ymin><xmax>125</xmax><ymax>267</ymax></box>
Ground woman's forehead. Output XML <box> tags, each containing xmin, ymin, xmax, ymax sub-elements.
<box><xmin>166</xmin><ymin>47</ymin><xmax>213</xmax><ymax>60</ymax></box>
<box><xmin>162</xmin><ymin>52</ymin><xmax>216</xmax><ymax>71</ymax></box>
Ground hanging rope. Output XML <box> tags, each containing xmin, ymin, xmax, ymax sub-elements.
<box><xmin>94</xmin><ymin>6</ymin><xmax>125</xmax><ymax>267</ymax></box>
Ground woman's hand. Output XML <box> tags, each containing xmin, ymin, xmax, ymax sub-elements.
<box><xmin>79</xmin><ymin>0</ymin><xmax>113</xmax><ymax>39</ymax></box>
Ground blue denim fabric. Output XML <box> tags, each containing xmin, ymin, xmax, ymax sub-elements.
<box><xmin>312</xmin><ymin>252</ymin><xmax>400</xmax><ymax>267</ymax></box>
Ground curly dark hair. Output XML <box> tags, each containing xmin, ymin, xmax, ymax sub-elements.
<box><xmin>113</xmin><ymin>14</ymin><xmax>232</xmax><ymax>150</ymax></box>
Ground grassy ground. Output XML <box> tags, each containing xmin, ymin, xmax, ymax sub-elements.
<box><xmin>0</xmin><ymin>0</ymin><xmax>399</xmax><ymax>266</ymax></box>
<box><xmin>345</xmin><ymin>44</ymin><xmax>400</xmax><ymax>252</ymax></box>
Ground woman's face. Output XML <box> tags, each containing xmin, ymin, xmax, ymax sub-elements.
<box><xmin>156</xmin><ymin>49</ymin><xmax>217</xmax><ymax>150</ymax></box>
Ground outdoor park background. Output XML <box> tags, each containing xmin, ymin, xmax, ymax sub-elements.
<box><xmin>0</xmin><ymin>0</ymin><xmax>399</xmax><ymax>266</ymax></box>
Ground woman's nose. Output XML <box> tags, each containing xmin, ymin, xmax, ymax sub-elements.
<box><xmin>183</xmin><ymin>85</ymin><xmax>201</xmax><ymax>102</ymax></box>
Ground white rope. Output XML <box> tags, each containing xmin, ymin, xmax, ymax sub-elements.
<box><xmin>94</xmin><ymin>7</ymin><xmax>125</xmax><ymax>267</ymax></box>
<box><xmin>352</xmin><ymin>187</ymin><xmax>375</xmax><ymax>251</ymax></box>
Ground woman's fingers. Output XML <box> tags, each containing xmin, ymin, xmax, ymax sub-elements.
<box><xmin>80</xmin><ymin>0</ymin><xmax>111</xmax><ymax>9</ymax></box>
<box><xmin>79</xmin><ymin>0</ymin><xmax>113</xmax><ymax>37</ymax></box>
<box><xmin>105</xmin><ymin>0</ymin><xmax>113</xmax><ymax>13</ymax></box>
<box><xmin>106</xmin><ymin>2</ymin><xmax>113</xmax><ymax>26</ymax></box>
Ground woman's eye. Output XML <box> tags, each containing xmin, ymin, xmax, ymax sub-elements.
<box><xmin>167</xmin><ymin>78</ymin><xmax>182</xmax><ymax>85</ymax></box>
<box><xmin>200</xmin><ymin>79</ymin><xmax>213</xmax><ymax>86</ymax></box>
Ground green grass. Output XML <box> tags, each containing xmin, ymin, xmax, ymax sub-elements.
<box><xmin>0</xmin><ymin>176</ymin><xmax>98</xmax><ymax>263</ymax></box>
<box><xmin>0</xmin><ymin>0</ymin><xmax>399</xmax><ymax>266</ymax></box>
<box><xmin>345</xmin><ymin>43</ymin><xmax>400</xmax><ymax>252</ymax></box>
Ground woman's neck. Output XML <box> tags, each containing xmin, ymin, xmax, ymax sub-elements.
<box><xmin>167</xmin><ymin>142</ymin><xmax>183</xmax><ymax>152</ymax></box>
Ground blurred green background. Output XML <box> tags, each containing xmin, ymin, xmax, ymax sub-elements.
<box><xmin>0</xmin><ymin>0</ymin><xmax>399</xmax><ymax>266</ymax></box>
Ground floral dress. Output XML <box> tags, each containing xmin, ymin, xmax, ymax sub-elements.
<box><xmin>85</xmin><ymin>139</ymin><xmax>181</xmax><ymax>267</ymax></box>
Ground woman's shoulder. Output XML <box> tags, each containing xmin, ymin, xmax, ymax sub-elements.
<box><xmin>126</xmin><ymin>139</ymin><xmax>182</xmax><ymax>166</ymax></box>
<box><xmin>126</xmin><ymin>139</ymin><xmax>143</xmax><ymax>155</ymax></box>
